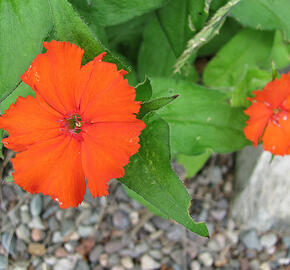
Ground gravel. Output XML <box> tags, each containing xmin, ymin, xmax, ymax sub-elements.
<box><xmin>0</xmin><ymin>154</ymin><xmax>286</xmax><ymax>270</ymax></box>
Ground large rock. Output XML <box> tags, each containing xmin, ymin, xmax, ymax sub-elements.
<box><xmin>231</xmin><ymin>145</ymin><xmax>290</xmax><ymax>233</ymax></box>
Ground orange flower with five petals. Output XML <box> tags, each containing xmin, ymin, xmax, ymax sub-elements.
<box><xmin>244</xmin><ymin>73</ymin><xmax>290</xmax><ymax>155</ymax></box>
<box><xmin>0</xmin><ymin>41</ymin><xmax>145</xmax><ymax>208</ymax></box>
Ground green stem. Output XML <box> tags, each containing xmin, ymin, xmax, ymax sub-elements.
<box><xmin>174</xmin><ymin>0</ymin><xmax>241</xmax><ymax>73</ymax></box>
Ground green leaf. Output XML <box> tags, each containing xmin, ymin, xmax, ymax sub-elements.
<box><xmin>49</xmin><ymin>0</ymin><xmax>128</xmax><ymax>69</ymax></box>
<box><xmin>120</xmin><ymin>118</ymin><xmax>209</xmax><ymax>237</ymax></box>
<box><xmin>138</xmin><ymin>0</ymin><xmax>205</xmax><ymax>81</ymax></box>
<box><xmin>267</xmin><ymin>31</ymin><xmax>290</xmax><ymax>69</ymax></box>
<box><xmin>68</xmin><ymin>0</ymin><xmax>167</xmax><ymax>27</ymax></box>
<box><xmin>135</xmin><ymin>77</ymin><xmax>153</xmax><ymax>102</ymax></box>
<box><xmin>0</xmin><ymin>0</ymin><xmax>53</xmax><ymax>102</ymax></box>
<box><xmin>177</xmin><ymin>149</ymin><xmax>213</xmax><ymax>178</ymax></box>
<box><xmin>231</xmin><ymin>68</ymin><xmax>272</xmax><ymax>107</ymax></box>
<box><xmin>1</xmin><ymin>83</ymin><xmax>34</xmax><ymax>113</ymax></box>
<box><xmin>151</xmin><ymin>77</ymin><xmax>249</xmax><ymax>155</ymax></box>
<box><xmin>138</xmin><ymin>95</ymin><xmax>178</xmax><ymax>119</ymax></box>
<box><xmin>203</xmin><ymin>28</ymin><xmax>274</xmax><ymax>88</ymax></box>
<box><xmin>231</xmin><ymin>0</ymin><xmax>290</xmax><ymax>41</ymax></box>
<box><xmin>123</xmin><ymin>185</ymin><xmax>167</xmax><ymax>218</ymax></box>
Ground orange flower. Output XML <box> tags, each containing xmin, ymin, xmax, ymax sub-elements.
<box><xmin>244</xmin><ymin>73</ymin><xmax>290</xmax><ymax>155</ymax></box>
<box><xmin>0</xmin><ymin>41</ymin><xmax>145</xmax><ymax>208</ymax></box>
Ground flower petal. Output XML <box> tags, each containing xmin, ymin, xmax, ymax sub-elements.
<box><xmin>81</xmin><ymin>121</ymin><xmax>145</xmax><ymax>197</ymax></box>
<box><xmin>262</xmin><ymin>113</ymin><xmax>290</xmax><ymax>155</ymax></box>
<box><xmin>12</xmin><ymin>135</ymin><xmax>86</xmax><ymax>208</ymax></box>
<box><xmin>78</xmin><ymin>55</ymin><xmax>140</xmax><ymax>123</ymax></box>
<box><xmin>21</xmin><ymin>41</ymin><xmax>84</xmax><ymax>114</ymax></box>
<box><xmin>251</xmin><ymin>73</ymin><xmax>290</xmax><ymax>108</ymax></box>
<box><xmin>0</xmin><ymin>95</ymin><xmax>62</xmax><ymax>152</ymax></box>
<box><xmin>244</xmin><ymin>102</ymin><xmax>272</xmax><ymax>146</ymax></box>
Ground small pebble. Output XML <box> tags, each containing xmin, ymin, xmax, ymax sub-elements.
<box><xmin>28</xmin><ymin>243</ymin><xmax>46</xmax><ymax>256</ymax></box>
<box><xmin>99</xmin><ymin>254</ymin><xmax>109</xmax><ymax>267</ymax></box>
<box><xmin>141</xmin><ymin>254</ymin><xmax>161</xmax><ymax>270</ymax></box>
<box><xmin>30</xmin><ymin>195</ymin><xmax>43</xmax><ymax>216</ymax></box>
<box><xmin>260</xmin><ymin>233</ymin><xmax>278</xmax><ymax>249</ymax></box>
<box><xmin>240</xmin><ymin>230</ymin><xmax>262</xmax><ymax>251</ymax></box>
<box><xmin>113</xmin><ymin>211</ymin><xmax>130</xmax><ymax>230</ymax></box>
<box><xmin>16</xmin><ymin>224</ymin><xmax>30</xmax><ymax>242</ymax></box>
<box><xmin>31</xmin><ymin>229</ymin><xmax>44</xmax><ymax>242</ymax></box>
<box><xmin>121</xmin><ymin>256</ymin><xmax>134</xmax><ymax>269</ymax></box>
<box><xmin>190</xmin><ymin>261</ymin><xmax>200</xmax><ymax>270</ymax></box>
<box><xmin>198</xmin><ymin>252</ymin><xmax>213</xmax><ymax>267</ymax></box>
<box><xmin>89</xmin><ymin>246</ymin><xmax>103</xmax><ymax>262</ymax></box>
<box><xmin>0</xmin><ymin>255</ymin><xmax>7</xmax><ymax>270</ymax></box>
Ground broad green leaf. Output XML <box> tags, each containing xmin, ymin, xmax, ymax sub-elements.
<box><xmin>151</xmin><ymin>77</ymin><xmax>249</xmax><ymax>155</ymax></box>
<box><xmin>138</xmin><ymin>0</ymin><xmax>205</xmax><ymax>81</ymax></box>
<box><xmin>0</xmin><ymin>0</ymin><xmax>52</xmax><ymax>102</ymax></box>
<box><xmin>203</xmin><ymin>28</ymin><xmax>274</xmax><ymax>88</ymax></box>
<box><xmin>107</xmin><ymin>16</ymin><xmax>147</xmax><ymax>65</ymax></box>
<box><xmin>267</xmin><ymin>31</ymin><xmax>290</xmax><ymax>69</ymax></box>
<box><xmin>68</xmin><ymin>0</ymin><xmax>167</xmax><ymax>27</ymax></box>
<box><xmin>1</xmin><ymin>83</ymin><xmax>34</xmax><ymax>113</ymax></box>
<box><xmin>231</xmin><ymin>0</ymin><xmax>290</xmax><ymax>41</ymax></box>
<box><xmin>231</xmin><ymin>68</ymin><xmax>272</xmax><ymax>107</ymax></box>
<box><xmin>123</xmin><ymin>185</ymin><xmax>167</xmax><ymax>218</ymax></box>
<box><xmin>177</xmin><ymin>149</ymin><xmax>213</xmax><ymax>178</ymax></box>
<box><xmin>135</xmin><ymin>77</ymin><xmax>153</xmax><ymax>102</ymax></box>
<box><xmin>49</xmin><ymin>0</ymin><xmax>128</xmax><ymax>69</ymax></box>
<box><xmin>120</xmin><ymin>118</ymin><xmax>209</xmax><ymax>237</ymax></box>
<box><xmin>138</xmin><ymin>95</ymin><xmax>178</xmax><ymax>119</ymax></box>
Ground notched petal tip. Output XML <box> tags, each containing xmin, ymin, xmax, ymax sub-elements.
<box><xmin>96</xmin><ymin>52</ymin><xmax>107</xmax><ymax>62</ymax></box>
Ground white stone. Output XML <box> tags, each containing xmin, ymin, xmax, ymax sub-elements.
<box><xmin>121</xmin><ymin>256</ymin><xmax>134</xmax><ymax>269</ymax></box>
<box><xmin>260</xmin><ymin>233</ymin><xmax>278</xmax><ymax>249</ymax></box>
<box><xmin>198</xmin><ymin>252</ymin><xmax>213</xmax><ymax>267</ymax></box>
<box><xmin>232</xmin><ymin>146</ymin><xmax>290</xmax><ymax>233</ymax></box>
<box><xmin>141</xmin><ymin>255</ymin><xmax>160</xmax><ymax>270</ymax></box>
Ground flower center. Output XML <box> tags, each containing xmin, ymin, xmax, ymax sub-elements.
<box><xmin>66</xmin><ymin>114</ymin><xmax>83</xmax><ymax>134</ymax></box>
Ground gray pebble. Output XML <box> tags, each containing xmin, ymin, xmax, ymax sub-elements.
<box><xmin>166</xmin><ymin>225</ymin><xmax>184</xmax><ymax>241</ymax></box>
<box><xmin>78</xmin><ymin>225</ymin><xmax>93</xmax><ymax>237</ymax></box>
<box><xmin>48</xmin><ymin>216</ymin><xmax>59</xmax><ymax>231</ymax></box>
<box><xmin>54</xmin><ymin>258</ymin><xmax>76</xmax><ymax>270</ymax></box>
<box><xmin>44</xmin><ymin>256</ymin><xmax>57</xmax><ymax>265</ymax></box>
<box><xmin>28</xmin><ymin>217</ymin><xmax>45</xmax><ymax>230</ymax></box>
<box><xmin>113</xmin><ymin>211</ymin><xmax>130</xmax><ymax>230</ymax></box>
<box><xmin>0</xmin><ymin>255</ymin><xmax>7</xmax><ymax>270</ymax></box>
<box><xmin>151</xmin><ymin>217</ymin><xmax>170</xmax><ymax>231</ymax></box>
<box><xmin>135</xmin><ymin>243</ymin><xmax>149</xmax><ymax>256</ymax></box>
<box><xmin>89</xmin><ymin>246</ymin><xmax>103</xmax><ymax>262</ymax></box>
<box><xmin>16</xmin><ymin>224</ymin><xmax>30</xmax><ymax>242</ymax></box>
<box><xmin>30</xmin><ymin>194</ymin><xmax>43</xmax><ymax>216</ymax></box>
<box><xmin>42</xmin><ymin>205</ymin><xmax>58</xmax><ymax>219</ymax></box>
<box><xmin>240</xmin><ymin>230</ymin><xmax>262</xmax><ymax>251</ymax></box>
<box><xmin>282</xmin><ymin>236</ymin><xmax>290</xmax><ymax>248</ymax></box>
<box><xmin>61</xmin><ymin>219</ymin><xmax>75</xmax><ymax>237</ymax></box>
<box><xmin>198</xmin><ymin>252</ymin><xmax>213</xmax><ymax>267</ymax></box>
<box><xmin>148</xmin><ymin>250</ymin><xmax>162</xmax><ymax>260</ymax></box>
<box><xmin>108</xmin><ymin>254</ymin><xmax>120</xmax><ymax>266</ymax></box>
<box><xmin>8</xmin><ymin>208</ymin><xmax>20</xmax><ymax>226</ymax></box>
<box><xmin>52</xmin><ymin>231</ymin><xmax>63</xmax><ymax>243</ymax></box>
<box><xmin>64</xmin><ymin>242</ymin><xmax>77</xmax><ymax>253</ymax></box>
<box><xmin>105</xmin><ymin>240</ymin><xmax>124</xmax><ymax>254</ymax></box>
<box><xmin>15</xmin><ymin>239</ymin><xmax>27</xmax><ymax>254</ymax></box>
<box><xmin>260</xmin><ymin>233</ymin><xmax>278</xmax><ymax>249</ymax></box>
<box><xmin>74</xmin><ymin>260</ymin><xmax>90</xmax><ymax>270</ymax></box>
<box><xmin>170</xmin><ymin>249</ymin><xmax>183</xmax><ymax>265</ymax></box>
<box><xmin>2</xmin><ymin>232</ymin><xmax>16</xmax><ymax>255</ymax></box>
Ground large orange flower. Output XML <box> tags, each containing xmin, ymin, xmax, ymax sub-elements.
<box><xmin>0</xmin><ymin>41</ymin><xmax>145</xmax><ymax>208</ymax></box>
<box><xmin>244</xmin><ymin>73</ymin><xmax>290</xmax><ymax>155</ymax></box>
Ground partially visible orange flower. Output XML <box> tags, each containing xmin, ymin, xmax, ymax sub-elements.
<box><xmin>244</xmin><ymin>73</ymin><xmax>290</xmax><ymax>155</ymax></box>
<box><xmin>0</xmin><ymin>41</ymin><xmax>145</xmax><ymax>208</ymax></box>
